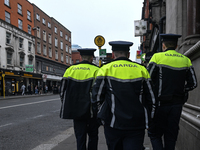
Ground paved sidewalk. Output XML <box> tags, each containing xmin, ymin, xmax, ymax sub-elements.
<box><xmin>0</xmin><ymin>93</ymin><xmax>54</xmax><ymax>100</ymax></box>
<box><xmin>52</xmin><ymin>126</ymin><xmax>152</xmax><ymax>150</ymax></box>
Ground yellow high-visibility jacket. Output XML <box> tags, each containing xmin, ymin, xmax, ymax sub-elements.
<box><xmin>147</xmin><ymin>49</ymin><xmax>197</xmax><ymax>104</ymax></box>
<box><xmin>92</xmin><ymin>57</ymin><xmax>155</xmax><ymax>130</ymax></box>
<box><xmin>60</xmin><ymin>60</ymin><xmax>99</xmax><ymax>119</ymax></box>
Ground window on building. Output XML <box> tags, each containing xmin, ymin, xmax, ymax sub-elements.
<box><xmin>27</xmin><ymin>11</ymin><xmax>31</xmax><ymax>21</ymax></box>
<box><xmin>48</xmin><ymin>34</ymin><xmax>51</xmax><ymax>44</ymax></box>
<box><xmin>43</xmin><ymin>30</ymin><xmax>46</xmax><ymax>41</ymax></box>
<box><xmin>28</xmin><ymin>25</ymin><xmax>31</xmax><ymax>34</ymax></box>
<box><xmin>60</xmin><ymin>31</ymin><xmax>63</xmax><ymax>37</ymax></box>
<box><xmin>29</xmin><ymin>58</ymin><xmax>33</xmax><ymax>65</ymax></box>
<box><xmin>18</xmin><ymin>4</ymin><xmax>22</xmax><ymax>15</ymax></box>
<box><xmin>48</xmin><ymin>22</ymin><xmax>51</xmax><ymax>28</ymax></box>
<box><xmin>55</xmin><ymin>27</ymin><xmax>57</xmax><ymax>33</ymax></box>
<box><xmin>6</xmin><ymin>32</ymin><xmax>11</xmax><ymax>44</ymax></box>
<box><xmin>69</xmin><ymin>37</ymin><xmax>71</xmax><ymax>42</ymax></box>
<box><xmin>19</xmin><ymin>38</ymin><xmax>23</xmax><ymax>49</ymax></box>
<box><xmin>69</xmin><ymin>57</ymin><xmax>72</xmax><ymax>65</ymax></box>
<box><xmin>60</xmin><ymin>41</ymin><xmax>63</xmax><ymax>50</ymax></box>
<box><xmin>43</xmin><ymin>45</ymin><xmax>46</xmax><ymax>56</ymax></box>
<box><xmin>61</xmin><ymin>53</ymin><xmax>63</xmax><ymax>62</ymax></box>
<box><xmin>37</xmin><ymin>42</ymin><xmax>41</xmax><ymax>53</ymax></box>
<box><xmin>66</xmin><ymin>44</ymin><xmax>68</xmax><ymax>52</ymax></box>
<box><xmin>42</xmin><ymin>18</ymin><xmax>46</xmax><ymax>24</ymax></box>
<box><xmin>69</xmin><ymin>47</ymin><xmax>71</xmax><ymax>54</ymax></box>
<box><xmin>20</xmin><ymin>55</ymin><xmax>24</xmax><ymax>67</ymax></box>
<box><xmin>55</xmin><ymin>51</ymin><xmax>58</xmax><ymax>60</ymax></box>
<box><xmin>4</xmin><ymin>0</ymin><xmax>9</xmax><ymax>6</ymax></box>
<box><xmin>49</xmin><ymin>47</ymin><xmax>52</xmax><ymax>58</ymax></box>
<box><xmin>28</xmin><ymin>42</ymin><xmax>32</xmax><ymax>52</ymax></box>
<box><xmin>76</xmin><ymin>59</ymin><xmax>79</xmax><ymax>63</ymax></box>
<box><xmin>55</xmin><ymin>38</ymin><xmax>58</xmax><ymax>47</ymax></box>
<box><xmin>65</xmin><ymin>35</ymin><xmax>68</xmax><ymax>40</ymax></box>
<box><xmin>36</xmin><ymin>62</ymin><xmax>39</xmax><ymax>71</ymax></box>
<box><xmin>7</xmin><ymin>52</ymin><xmax>12</xmax><ymax>65</ymax></box>
<box><xmin>18</xmin><ymin>19</ymin><xmax>23</xmax><ymax>29</ymax></box>
<box><xmin>36</xmin><ymin>14</ymin><xmax>40</xmax><ymax>21</ymax></box>
<box><xmin>5</xmin><ymin>11</ymin><xmax>10</xmax><ymax>23</ymax></box>
<box><xmin>66</xmin><ymin>55</ymin><xmax>68</xmax><ymax>63</ymax></box>
<box><xmin>37</xmin><ymin>27</ymin><xmax>40</xmax><ymax>38</ymax></box>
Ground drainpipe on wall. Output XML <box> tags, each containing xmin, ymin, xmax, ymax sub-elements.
<box><xmin>158</xmin><ymin>16</ymin><xmax>166</xmax><ymax>52</ymax></box>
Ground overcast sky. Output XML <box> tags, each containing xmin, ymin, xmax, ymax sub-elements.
<box><xmin>30</xmin><ymin>0</ymin><xmax>143</xmax><ymax>61</ymax></box>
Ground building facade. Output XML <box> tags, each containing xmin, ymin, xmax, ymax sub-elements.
<box><xmin>140</xmin><ymin>0</ymin><xmax>200</xmax><ymax>149</ymax></box>
<box><xmin>0</xmin><ymin>0</ymin><xmax>41</xmax><ymax>96</ymax></box>
<box><xmin>0</xmin><ymin>0</ymin><xmax>72</xmax><ymax>96</ymax></box>
<box><xmin>33</xmin><ymin>4</ymin><xmax>72</xmax><ymax>91</ymax></box>
<box><xmin>72</xmin><ymin>44</ymin><xmax>82</xmax><ymax>64</ymax></box>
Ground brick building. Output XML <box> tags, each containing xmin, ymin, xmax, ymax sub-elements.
<box><xmin>72</xmin><ymin>44</ymin><xmax>82</xmax><ymax>64</ymax></box>
<box><xmin>0</xmin><ymin>0</ymin><xmax>34</xmax><ymax>35</ymax></box>
<box><xmin>33</xmin><ymin>4</ymin><xmax>72</xmax><ymax>89</ymax></box>
<box><xmin>0</xmin><ymin>0</ymin><xmax>72</xmax><ymax>96</ymax></box>
<box><xmin>139</xmin><ymin>0</ymin><xmax>200</xmax><ymax>149</ymax></box>
<box><xmin>0</xmin><ymin>0</ymin><xmax>40</xmax><ymax>96</ymax></box>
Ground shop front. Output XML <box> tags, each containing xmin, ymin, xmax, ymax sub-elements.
<box><xmin>0</xmin><ymin>69</ymin><xmax>42</xmax><ymax>96</ymax></box>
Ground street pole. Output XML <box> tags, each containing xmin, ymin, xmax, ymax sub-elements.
<box><xmin>99</xmin><ymin>46</ymin><xmax>102</xmax><ymax>67</ymax></box>
<box><xmin>2</xmin><ymin>74</ymin><xmax>5</xmax><ymax>98</ymax></box>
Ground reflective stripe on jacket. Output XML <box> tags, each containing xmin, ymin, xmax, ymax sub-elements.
<box><xmin>60</xmin><ymin>60</ymin><xmax>99</xmax><ymax>119</ymax></box>
<box><xmin>92</xmin><ymin>57</ymin><xmax>155</xmax><ymax>130</ymax></box>
<box><xmin>147</xmin><ymin>49</ymin><xmax>197</xmax><ymax>102</ymax></box>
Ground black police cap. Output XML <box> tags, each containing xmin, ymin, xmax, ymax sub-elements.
<box><xmin>77</xmin><ymin>48</ymin><xmax>96</xmax><ymax>56</ymax></box>
<box><xmin>109</xmin><ymin>41</ymin><xmax>133</xmax><ymax>51</ymax></box>
<box><xmin>160</xmin><ymin>34</ymin><xmax>182</xmax><ymax>42</ymax></box>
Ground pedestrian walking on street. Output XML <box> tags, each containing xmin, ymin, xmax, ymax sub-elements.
<box><xmin>45</xmin><ymin>85</ymin><xmax>48</xmax><ymax>93</ymax></box>
<box><xmin>35</xmin><ymin>85</ymin><xmax>38</xmax><ymax>94</ymax></box>
<box><xmin>21</xmin><ymin>84</ymin><xmax>26</xmax><ymax>95</ymax></box>
<box><xmin>147</xmin><ymin>34</ymin><xmax>197</xmax><ymax>150</ymax></box>
<box><xmin>60</xmin><ymin>48</ymin><xmax>100</xmax><ymax>150</ymax></box>
<box><xmin>92</xmin><ymin>41</ymin><xmax>155</xmax><ymax>150</ymax></box>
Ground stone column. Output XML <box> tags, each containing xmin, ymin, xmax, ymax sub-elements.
<box><xmin>187</xmin><ymin>0</ymin><xmax>200</xmax><ymax>35</ymax></box>
<box><xmin>180</xmin><ymin>0</ymin><xmax>200</xmax><ymax>54</ymax></box>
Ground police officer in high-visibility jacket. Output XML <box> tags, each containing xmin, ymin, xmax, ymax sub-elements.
<box><xmin>147</xmin><ymin>34</ymin><xmax>197</xmax><ymax>150</ymax></box>
<box><xmin>92</xmin><ymin>41</ymin><xmax>155</xmax><ymax>150</ymax></box>
<box><xmin>60</xmin><ymin>48</ymin><xmax>99</xmax><ymax>150</ymax></box>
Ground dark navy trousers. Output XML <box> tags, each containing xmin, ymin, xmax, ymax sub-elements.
<box><xmin>104</xmin><ymin>125</ymin><xmax>145</xmax><ymax>150</ymax></box>
<box><xmin>73</xmin><ymin>118</ymin><xmax>99</xmax><ymax>150</ymax></box>
<box><xmin>148</xmin><ymin>104</ymin><xmax>183</xmax><ymax>150</ymax></box>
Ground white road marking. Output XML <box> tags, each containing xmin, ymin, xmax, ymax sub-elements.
<box><xmin>0</xmin><ymin>99</ymin><xmax>59</xmax><ymax>110</ymax></box>
<box><xmin>32</xmin><ymin>127</ymin><xmax>74</xmax><ymax>150</ymax></box>
<box><xmin>51</xmin><ymin>109</ymin><xmax>60</xmax><ymax>113</ymax></box>
<box><xmin>32</xmin><ymin>115</ymin><xmax>44</xmax><ymax>119</ymax></box>
<box><xmin>0</xmin><ymin>123</ymin><xmax>13</xmax><ymax>128</ymax></box>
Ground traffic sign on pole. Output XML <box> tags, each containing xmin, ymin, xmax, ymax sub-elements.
<box><xmin>94</xmin><ymin>35</ymin><xmax>105</xmax><ymax>48</ymax></box>
<box><xmin>99</xmin><ymin>49</ymin><xmax>106</xmax><ymax>57</ymax></box>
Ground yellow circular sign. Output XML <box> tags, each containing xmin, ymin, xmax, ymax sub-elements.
<box><xmin>94</xmin><ymin>35</ymin><xmax>105</xmax><ymax>47</ymax></box>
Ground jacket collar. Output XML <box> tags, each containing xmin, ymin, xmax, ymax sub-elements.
<box><xmin>114</xmin><ymin>57</ymin><xmax>132</xmax><ymax>62</ymax></box>
<box><xmin>74</xmin><ymin>60</ymin><xmax>98</xmax><ymax>67</ymax></box>
<box><xmin>165</xmin><ymin>48</ymin><xmax>176</xmax><ymax>52</ymax></box>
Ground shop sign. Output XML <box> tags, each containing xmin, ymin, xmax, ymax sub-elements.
<box><xmin>5</xmin><ymin>72</ymin><xmax>14</xmax><ymax>75</ymax></box>
<box><xmin>24</xmin><ymin>73</ymin><xmax>33</xmax><ymax>77</ymax></box>
<box><xmin>136</xmin><ymin>50</ymin><xmax>142</xmax><ymax>59</ymax></box>
<box><xmin>134</xmin><ymin>20</ymin><xmax>147</xmax><ymax>36</ymax></box>
<box><xmin>25</xmin><ymin>65</ymin><xmax>34</xmax><ymax>72</ymax></box>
